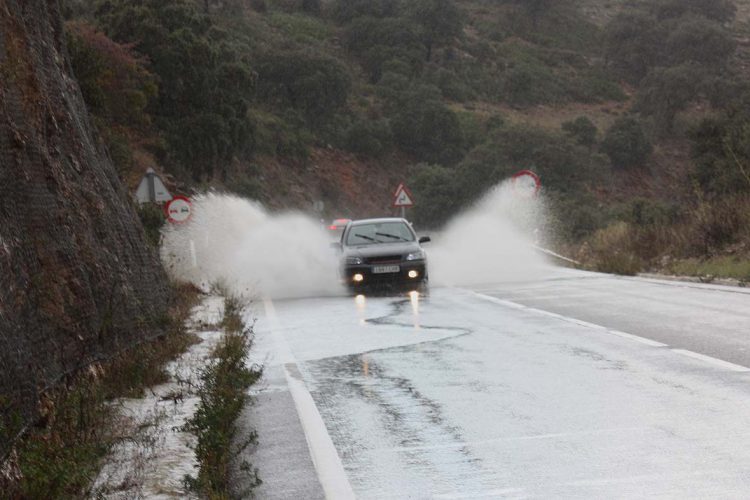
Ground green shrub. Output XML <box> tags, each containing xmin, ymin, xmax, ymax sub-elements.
<box><xmin>183</xmin><ymin>297</ymin><xmax>262</xmax><ymax>498</ymax></box>
<box><xmin>503</xmin><ymin>61</ymin><xmax>566</xmax><ymax>107</ymax></box>
<box><xmin>97</xmin><ymin>0</ymin><xmax>256</xmax><ymax>178</ymax></box>
<box><xmin>690</xmin><ymin>100</ymin><xmax>750</xmax><ymax>196</ymax></box>
<box><xmin>329</xmin><ymin>0</ymin><xmax>399</xmax><ymax>24</ymax></box>
<box><xmin>389</xmin><ymin>95</ymin><xmax>463</xmax><ymax>165</ymax></box>
<box><xmin>254</xmin><ymin>49</ymin><xmax>352</xmax><ymax>126</ymax></box>
<box><xmin>601</xmin><ymin>117</ymin><xmax>652</xmax><ymax>169</ymax></box>
<box><xmin>562</xmin><ymin>116</ymin><xmax>597</xmax><ymax>147</ymax></box>
<box><xmin>266</xmin><ymin>11</ymin><xmax>334</xmax><ymax>42</ymax></box>
<box><xmin>636</xmin><ymin>63</ymin><xmax>704</xmax><ymax>134</ymax></box>
<box><xmin>604</xmin><ymin>12</ymin><xmax>662</xmax><ymax>84</ymax></box>
<box><xmin>404</xmin><ymin>0</ymin><xmax>463</xmax><ymax>62</ymax></box>
<box><xmin>409</xmin><ymin>164</ymin><xmax>463</xmax><ymax>227</ymax></box>
<box><xmin>248</xmin><ymin>109</ymin><xmax>311</xmax><ymax>158</ymax></box>
<box><xmin>343</xmin><ymin>118</ymin><xmax>393</xmax><ymax>157</ymax></box>
<box><xmin>137</xmin><ymin>203</ymin><xmax>165</xmax><ymax>248</ymax></box>
<box><xmin>344</xmin><ymin>16</ymin><xmax>425</xmax><ymax>82</ymax></box>
<box><xmin>66</xmin><ymin>21</ymin><xmax>157</xmax><ymax>128</ymax></box>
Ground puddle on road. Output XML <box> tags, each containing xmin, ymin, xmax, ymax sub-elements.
<box><xmin>306</xmin><ymin>350</ymin><xmax>494</xmax><ymax>497</ymax></box>
<box><xmin>361</xmin><ymin>292</ymin><xmax>472</xmax><ymax>339</ymax></box>
<box><xmin>300</xmin><ymin>293</ymin><xmax>496</xmax><ymax>497</ymax></box>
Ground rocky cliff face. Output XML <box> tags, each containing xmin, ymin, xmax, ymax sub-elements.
<box><xmin>0</xmin><ymin>0</ymin><xmax>169</xmax><ymax>456</ymax></box>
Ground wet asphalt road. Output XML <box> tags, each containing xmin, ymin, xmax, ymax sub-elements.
<box><xmin>240</xmin><ymin>269</ymin><xmax>750</xmax><ymax>499</ymax></box>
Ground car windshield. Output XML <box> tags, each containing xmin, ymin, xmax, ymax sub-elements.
<box><xmin>346</xmin><ymin>221</ymin><xmax>415</xmax><ymax>246</ymax></box>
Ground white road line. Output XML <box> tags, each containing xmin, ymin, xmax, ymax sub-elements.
<box><xmin>469</xmin><ymin>291</ymin><xmax>668</xmax><ymax>347</ymax></box>
<box><xmin>469</xmin><ymin>291</ymin><xmax>750</xmax><ymax>372</ymax></box>
<box><xmin>606</xmin><ymin>330</ymin><xmax>667</xmax><ymax>348</ymax></box>
<box><xmin>671</xmin><ymin>349</ymin><xmax>750</xmax><ymax>373</ymax></box>
<box><xmin>262</xmin><ymin>299</ymin><xmax>356</xmax><ymax>500</ymax></box>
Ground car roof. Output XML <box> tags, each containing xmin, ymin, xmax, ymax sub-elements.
<box><xmin>349</xmin><ymin>217</ymin><xmax>409</xmax><ymax>226</ymax></box>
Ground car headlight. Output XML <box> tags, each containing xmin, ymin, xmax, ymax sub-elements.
<box><xmin>406</xmin><ymin>250</ymin><xmax>425</xmax><ymax>261</ymax></box>
<box><xmin>346</xmin><ymin>256</ymin><xmax>363</xmax><ymax>265</ymax></box>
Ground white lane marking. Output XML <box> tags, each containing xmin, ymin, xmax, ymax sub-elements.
<box><xmin>434</xmin><ymin>487</ymin><xmax>526</xmax><ymax>499</ymax></box>
<box><xmin>470</xmin><ymin>291</ymin><xmax>750</xmax><ymax>371</ymax></box>
<box><xmin>262</xmin><ymin>299</ymin><xmax>356</xmax><ymax>500</ymax></box>
<box><xmin>469</xmin><ymin>291</ymin><xmax>668</xmax><ymax>347</ymax></box>
<box><xmin>671</xmin><ymin>349</ymin><xmax>750</xmax><ymax>373</ymax></box>
<box><xmin>606</xmin><ymin>330</ymin><xmax>667</xmax><ymax>348</ymax></box>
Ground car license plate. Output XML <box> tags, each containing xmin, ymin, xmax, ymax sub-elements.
<box><xmin>372</xmin><ymin>265</ymin><xmax>400</xmax><ymax>274</ymax></box>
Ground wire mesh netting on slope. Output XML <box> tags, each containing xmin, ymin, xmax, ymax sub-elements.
<box><xmin>0</xmin><ymin>0</ymin><xmax>169</xmax><ymax>460</ymax></box>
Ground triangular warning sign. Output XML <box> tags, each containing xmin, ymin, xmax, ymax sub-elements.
<box><xmin>392</xmin><ymin>183</ymin><xmax>414</xmax><ymax>207</ymax></box>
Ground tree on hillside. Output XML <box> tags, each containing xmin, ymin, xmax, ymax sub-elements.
<box><xmin>604</xmin><ymin>12</ymin><xmax>662</xmax><ymax>83</ymax></box>
<box><xmin>636</xmin><ymin>64</ymin><xmax>703</xmax><ymax>134</ymax></box>
<box><xmin>96</xmin><ymin>0</ymin><xmax>255</xmax><ymax>180</ymax></box>
<box><xmin>409</xmin><ymin>164</ymin><xmax>462</xmax><ymax>227</ymax></box>
<box><xmin>330</xmin><ymin>0</ymin><xmax>400</xmax><ymax>23</ymax></box>
<box><xmin>562</xmin><ymin>116</ymin><xmax>598</xmax><ymax>147</ymax></box>
<box><xmin>344</xmin><ymin>16</ymin><xmax>425</xmax><ymax>81</ymax></box>
<box><xmin>405</xmin><ymin>0</ymin><xmax>463</xmax><ymax>61</ymax></box>
<box><xmin>691</xmin><ymin>94</ymin><xmax>750</xmax><ymax>195</ymax></box>
<box><xmin>254</xmin><ymin>50</ymin><xmax>351</xmax><ymax>126</ymax></box>
<box><xmin>656</xmin><ymin>0</ymin><xmax>736</xmax><ymax>23</ymax></box>
<box><xmin>601</xmin><ymin>117</ymin><xmax>653</xmax><ymax>169</ymax></box>
<box><xmin>66</xmin><ymin>21</ymin><xmax>156</xmax><ymax>129</ymax></box>
<box><xmin>664</xmin><ymin>16</ymin><xmax>735</xmax><ymax>67</ymax></box>
<box><xmin>390</xmin><ymin>95</ymin><xmax>463</xmax><ymax>165</ymax></box>
<box><xmin>499</xmin><ymin>0</ymin><xmax>575</xmax><ymax>28</ymax></box>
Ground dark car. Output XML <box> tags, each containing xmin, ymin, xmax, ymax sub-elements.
<box><xmin>336</xmin><ymin>218</ymin><xmax>430</xmax><ymax>290</ymax></box>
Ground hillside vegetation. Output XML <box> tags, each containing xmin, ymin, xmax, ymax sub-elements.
<box><xmin>62</xmin><ymin>0</ymin><xmax>750</xmax><ymax>277</ymax></box>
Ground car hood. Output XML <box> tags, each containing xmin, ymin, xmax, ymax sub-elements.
<box><xmin>343</xmin><ymin>241</ymin><xmax>421</xmax><ymax>258</ymax></box>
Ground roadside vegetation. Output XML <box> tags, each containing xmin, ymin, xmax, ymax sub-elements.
<box><xmin>183</xmin><ymin>295</ymin><xmax>262</xmax><ymax>498</ymax></box>
<box><xmin>2</xmin><ymin>284</ymin><xmax>199</xmax><ymax>498</ymax></box>
<box><xmin>60</xmin><ymin>0</ymin><xmax>750</xmax><ymax>276</ymax></box>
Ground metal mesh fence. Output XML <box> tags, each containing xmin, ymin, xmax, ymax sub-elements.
<box><xmin>0</xmin><ymin>0</ymin><xmax>169</xmax><ymax>459</ymax></box>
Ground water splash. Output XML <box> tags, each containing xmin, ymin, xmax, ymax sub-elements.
<box><xmin>161</xmin><ymin>193</ymin><xmax>343</xmax><ymax>299</ymax></box>
<box><xmin>161</xmin><ymin>181</ymin><xmax>549</xmax><ymax>298</ymax></box>
<box><xmin>428</xmin><ymin>181</ymin><xmax>550</xmax><ymax>287</ymax></box>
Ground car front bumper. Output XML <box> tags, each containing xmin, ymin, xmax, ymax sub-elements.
<box><xmin>343</xmin><ymin>261</ymin><xmax>427</xmax><ymax>287</ymax></box>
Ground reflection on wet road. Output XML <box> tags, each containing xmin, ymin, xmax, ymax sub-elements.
<box><xmin>252</xmin><ymin>270</ymin><xmax>750</xmax><ymax>498</ymax></box>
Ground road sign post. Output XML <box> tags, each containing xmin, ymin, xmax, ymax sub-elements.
<box><xmin>392</xmin><ymin>183</ymin><xmax>414</xmax><ymax>218</ymax></box>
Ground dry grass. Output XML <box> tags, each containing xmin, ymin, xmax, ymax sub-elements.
<box><xmin>667</xmin><ymin>256</ymin><xmax>750</xmax><ymax>283</ymax></box>
<box><xmin>577</xmin><ymin>195</ymin><xmax>750</xmax><ymax>277</ymax></box>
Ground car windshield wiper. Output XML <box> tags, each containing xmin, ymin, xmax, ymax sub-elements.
<box><xmin>375</xmin><ymin>232</ymin><xmax>408</xmax><ymax>241</ymax></box>
<box><xmin>354</xmin><ymin>233</ymin><xmax>380</xmax><ymax>243</ymax></box>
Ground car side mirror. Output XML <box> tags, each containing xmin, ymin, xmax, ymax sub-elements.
<box><xmin>419</xmin><ymin>236</ymin><xmax>431</xmax><ymax>244</ymax></box>
<box><xmin>330</xmin><ymin>241</ymin><xmax>341</xmax><ymax>249</ymax></box>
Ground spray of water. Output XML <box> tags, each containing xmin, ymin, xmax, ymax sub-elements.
<box><xmin>161</xmin><ymin>181</ymin><xmax>549</xmax><ymax>298</ymax></box>
<box><xmin>161</xmin><ymin>193</ymin><xmax>343</xmax><ymax>299</ymax></box>
<box><xmin>428</xmin><ymin>181</ymin><xmax>550</xmax><ymax>287</ymax></box>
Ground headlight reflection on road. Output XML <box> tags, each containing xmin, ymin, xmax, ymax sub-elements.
<box><xmin>355</xmin><ymin>294</ymin><xmax>367</xmax><ymax>325</ymax></box>
<box><xmin>409</xmin><ymin>290</ymin><xmax>420</xmax><ymax>329</ymax></box>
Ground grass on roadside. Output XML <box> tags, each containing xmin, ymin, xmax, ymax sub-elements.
<box><xmin>666</xmin><ymin>256</ymin><xmax>750</xmax><ymax>283</ymax></box>
<box><xmin>183</xmin><ymin>295</ymin><xmax>262</xmax><ymax>499</ymax></box>
<box><xmin>4</xmin><ymin>284</ymin><xmax>200</xmax><ymax>499</ymax></box>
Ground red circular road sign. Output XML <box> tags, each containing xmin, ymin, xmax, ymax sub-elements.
<box><xmin>165</xmin><ymin>196</ymin><xmax>193</xmax><ymax>224</ymax></box>
<box><xmin>512</xmin><ymin>170</ymin><xmax>541</xmax><ymax>198</ymax></box>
